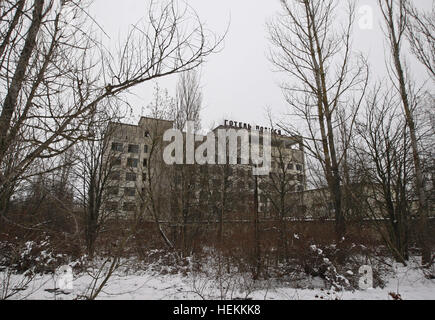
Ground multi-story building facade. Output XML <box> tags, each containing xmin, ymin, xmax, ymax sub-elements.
<box><xmin>104</xmin><ymin>116</ymin><xmax>307</xmax><ymax>220</ymax></box>
<box><xmin>103</xmin><ymin>116</ymin><xmax>173</xmax><ymax>217</ymax></box>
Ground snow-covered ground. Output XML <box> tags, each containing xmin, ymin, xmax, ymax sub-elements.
<box><xmin>2</xmin><ymin>258</ymin><xmax>434</xmax><ymax>300</ymax></box>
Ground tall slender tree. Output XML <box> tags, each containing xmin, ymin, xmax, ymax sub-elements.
<box><xmin>378</xmin><ymin>0</ymin><xmax>432</xmax><ymax>265</ymax></box>
<box><xmin>268</xmin><ymin>0</ymin><xmax>369</xmax><ymax>241</ymax></box>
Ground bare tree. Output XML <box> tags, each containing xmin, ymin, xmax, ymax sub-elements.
<box><xmin>74</xmin><ymin>101</ymin><xmax>127</xmax><ymax>258</ymax></box>
<box><xmin>171</xmin><ymin>70</ymin><xmax>203</xmax><ymax>255</ymax></box>
<box><xmin>405</xmin><ymin>2</ymin><xmax>435</xmax><ymax>80</ymax></box>
<box><xmin>354</xmin><ymin>84</ymin><xmax>413</xmax><ymax>264</ymax></box>
<box><xmin>268</xmin><ymin>0</ymin><xmax>369</xmax><ymax>242</ymax></box>
<box><xmin>0</xmin><ymin>0</ymin><xmax>222</xmax><ymax>224</ymax></box>
<box><xmin>378</xmin><ymin>0</ymin><xmax>432</xmax><ymax>265</ymax></box>
<box><xmin>173</xmin><ymin>70</ymin><xmax>203</xmax><ymax>131</ymax></box>
<box><xmin>139</xmin><ymin>86</ymin><xmax>178</xmax><ymax>251</ymax></box>
<box><xmin>260</xmin><ymin>116</ymin><xmax>304</xmax><ymax>262</ymax></box>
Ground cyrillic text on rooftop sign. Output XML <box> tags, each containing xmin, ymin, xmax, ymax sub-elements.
<box><xmin>224</xmin><ymin>120</ymin><xmax>282</xmax><ymax>136</ymax></box>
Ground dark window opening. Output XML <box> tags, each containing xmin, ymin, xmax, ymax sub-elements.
<box><xmin>127</xmin><ymin>158</ymin><xmax>138</xmax><ymax>168</ymax></box>
<box><xmin>109</xmin><ymin>171</ymin><xmax>120</xmax><ymax>180</ymax></box>
<box><xmin>111</xmin><ymin>157</ymin><xmax>121</xmax><ymax>166</ymax></box>
<box><xmin>125</xmin><ymin>187</ymin><xmax>136</xmax><ymax>197</ymax></box>
<box><xmin>126</xmin><ymin>172</ymin><xmax>136</xmax><ymax>181</ymax></box>
<box><xmin>108</xmin><ymin>186</ymin><xmax>118</xmax><ymax>195</ymax></box>
<box><xmin>128</xmin><ymin>144</ymin><xmax>139</xmax><ymax>153</ymax></box>
<box><xmin>123</xmin><ymin>202</ymin><xmax>136</xmax><ymax>211</ymax></box>
<box><xmin>111</xmin><ymin>142</ymin><xmax>123</xmax><ymax>152</ymax></box>
<box><xmin>106</xmin><ymin>202</ymin><xmax>118</xmax><ymax>210</ymax></box>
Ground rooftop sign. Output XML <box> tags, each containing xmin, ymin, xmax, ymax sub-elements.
<box><xmin>223</xmin><ymin>120</ymin><xmax>282</xmax><ymax>136</ymax></box>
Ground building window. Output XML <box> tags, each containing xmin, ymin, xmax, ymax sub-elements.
<box><xmin>124</xmin><ymin>187</ymin><xmax>135</xmax><ymax>197</ymax></box>
<box><xmin>142</xmin><ymin>172</ymin><xmax>147</xmax><ymax>182</ymax></box>
<box><xmin>126</xmin><ymin>172</ymin><xmax>136</xmax><ymax>182</ymax></box>
<box><xmin>123</xmin><ymin>202</ymin><xmax>136</xmax><ymax>212</ymax></box>
<box><xmin>287</xmin><ymin>163</ymin><xmax>294</xmax><ymax>170</ymax></box>
<box><xmin>143</xmin><ymin>158</ymin><xmax>148</xmax><ymax>167</ymax></box>
<box><xmin>128</xmin><ymin>144</ymin><xmax>139</xmax><ymax>153</ymax></box>
<box><xmin>109</xmin><ymin>171</ymin><xmax>120</xmax><ymax>180</ymax></box>
<box><xmin>106</xmin><ymin>201</ymin><xmax>118</xmax><ymax>211</ymax></box>
<box><xmin>127</xmin><ymin>158</ymin><xmax>138</xmax><ymax>168</ymax></box>
<box><xmin>111</xmin><ymin>157</ymin><xmax>121</xmax><ymax>166</ymax></box>
<box><xmin>111</xmin><ymin>142</ymin><xmax>123</xmax><ymax>152</ymax></box>
<box><xmin>107</xmin><ymin>186</ymin><xmax>118</xmax><ymax>195</ymax></box>
<box><xmin>144</xmin><ymin>145</ymin><xmax>148</xmax><ymax>153</ymax></box>
<box><xmin>296</xmin><ymin>164</ymin><xmax>302</xmax><ymax>171</ymax></box>
<box><xmin>144</xmin><ymin>130</ymin><xmax>150</xmax><ymax>138</ymax></box>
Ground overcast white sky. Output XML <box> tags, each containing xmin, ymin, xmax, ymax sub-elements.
<box><xmin>89</xmin><ymin>0</ymin><xmax>433</xmax><ymax>130</ymax></box>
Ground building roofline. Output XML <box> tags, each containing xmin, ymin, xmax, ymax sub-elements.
<box><xmin>139</xmin><ymin>116</ymin><xmax>173</xmax><ymax>123</ymax></box>
<box><xmin>108</xmin><ymin>115</ymin><xmax>174</xmax><ymax>128</ymax></box>
<box><xmin>108</xmin><ymin>121</ymin><xmax>139</xmax><ymax>128</ymax></box>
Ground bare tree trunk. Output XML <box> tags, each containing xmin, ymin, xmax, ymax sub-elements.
<box><xmin>379</xmin><ymin>0</ymin><xmax>431</xmax><ymax>265</ymax></box>
<box><xmin>268</xmin><ymin>0</ymin><xmax>368</xmax><ymax>243</ymax></box>
<box><xmin>0</xmin><ymin>0</ymin><xmax>43</xmax><ymax>162</ymax></box>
